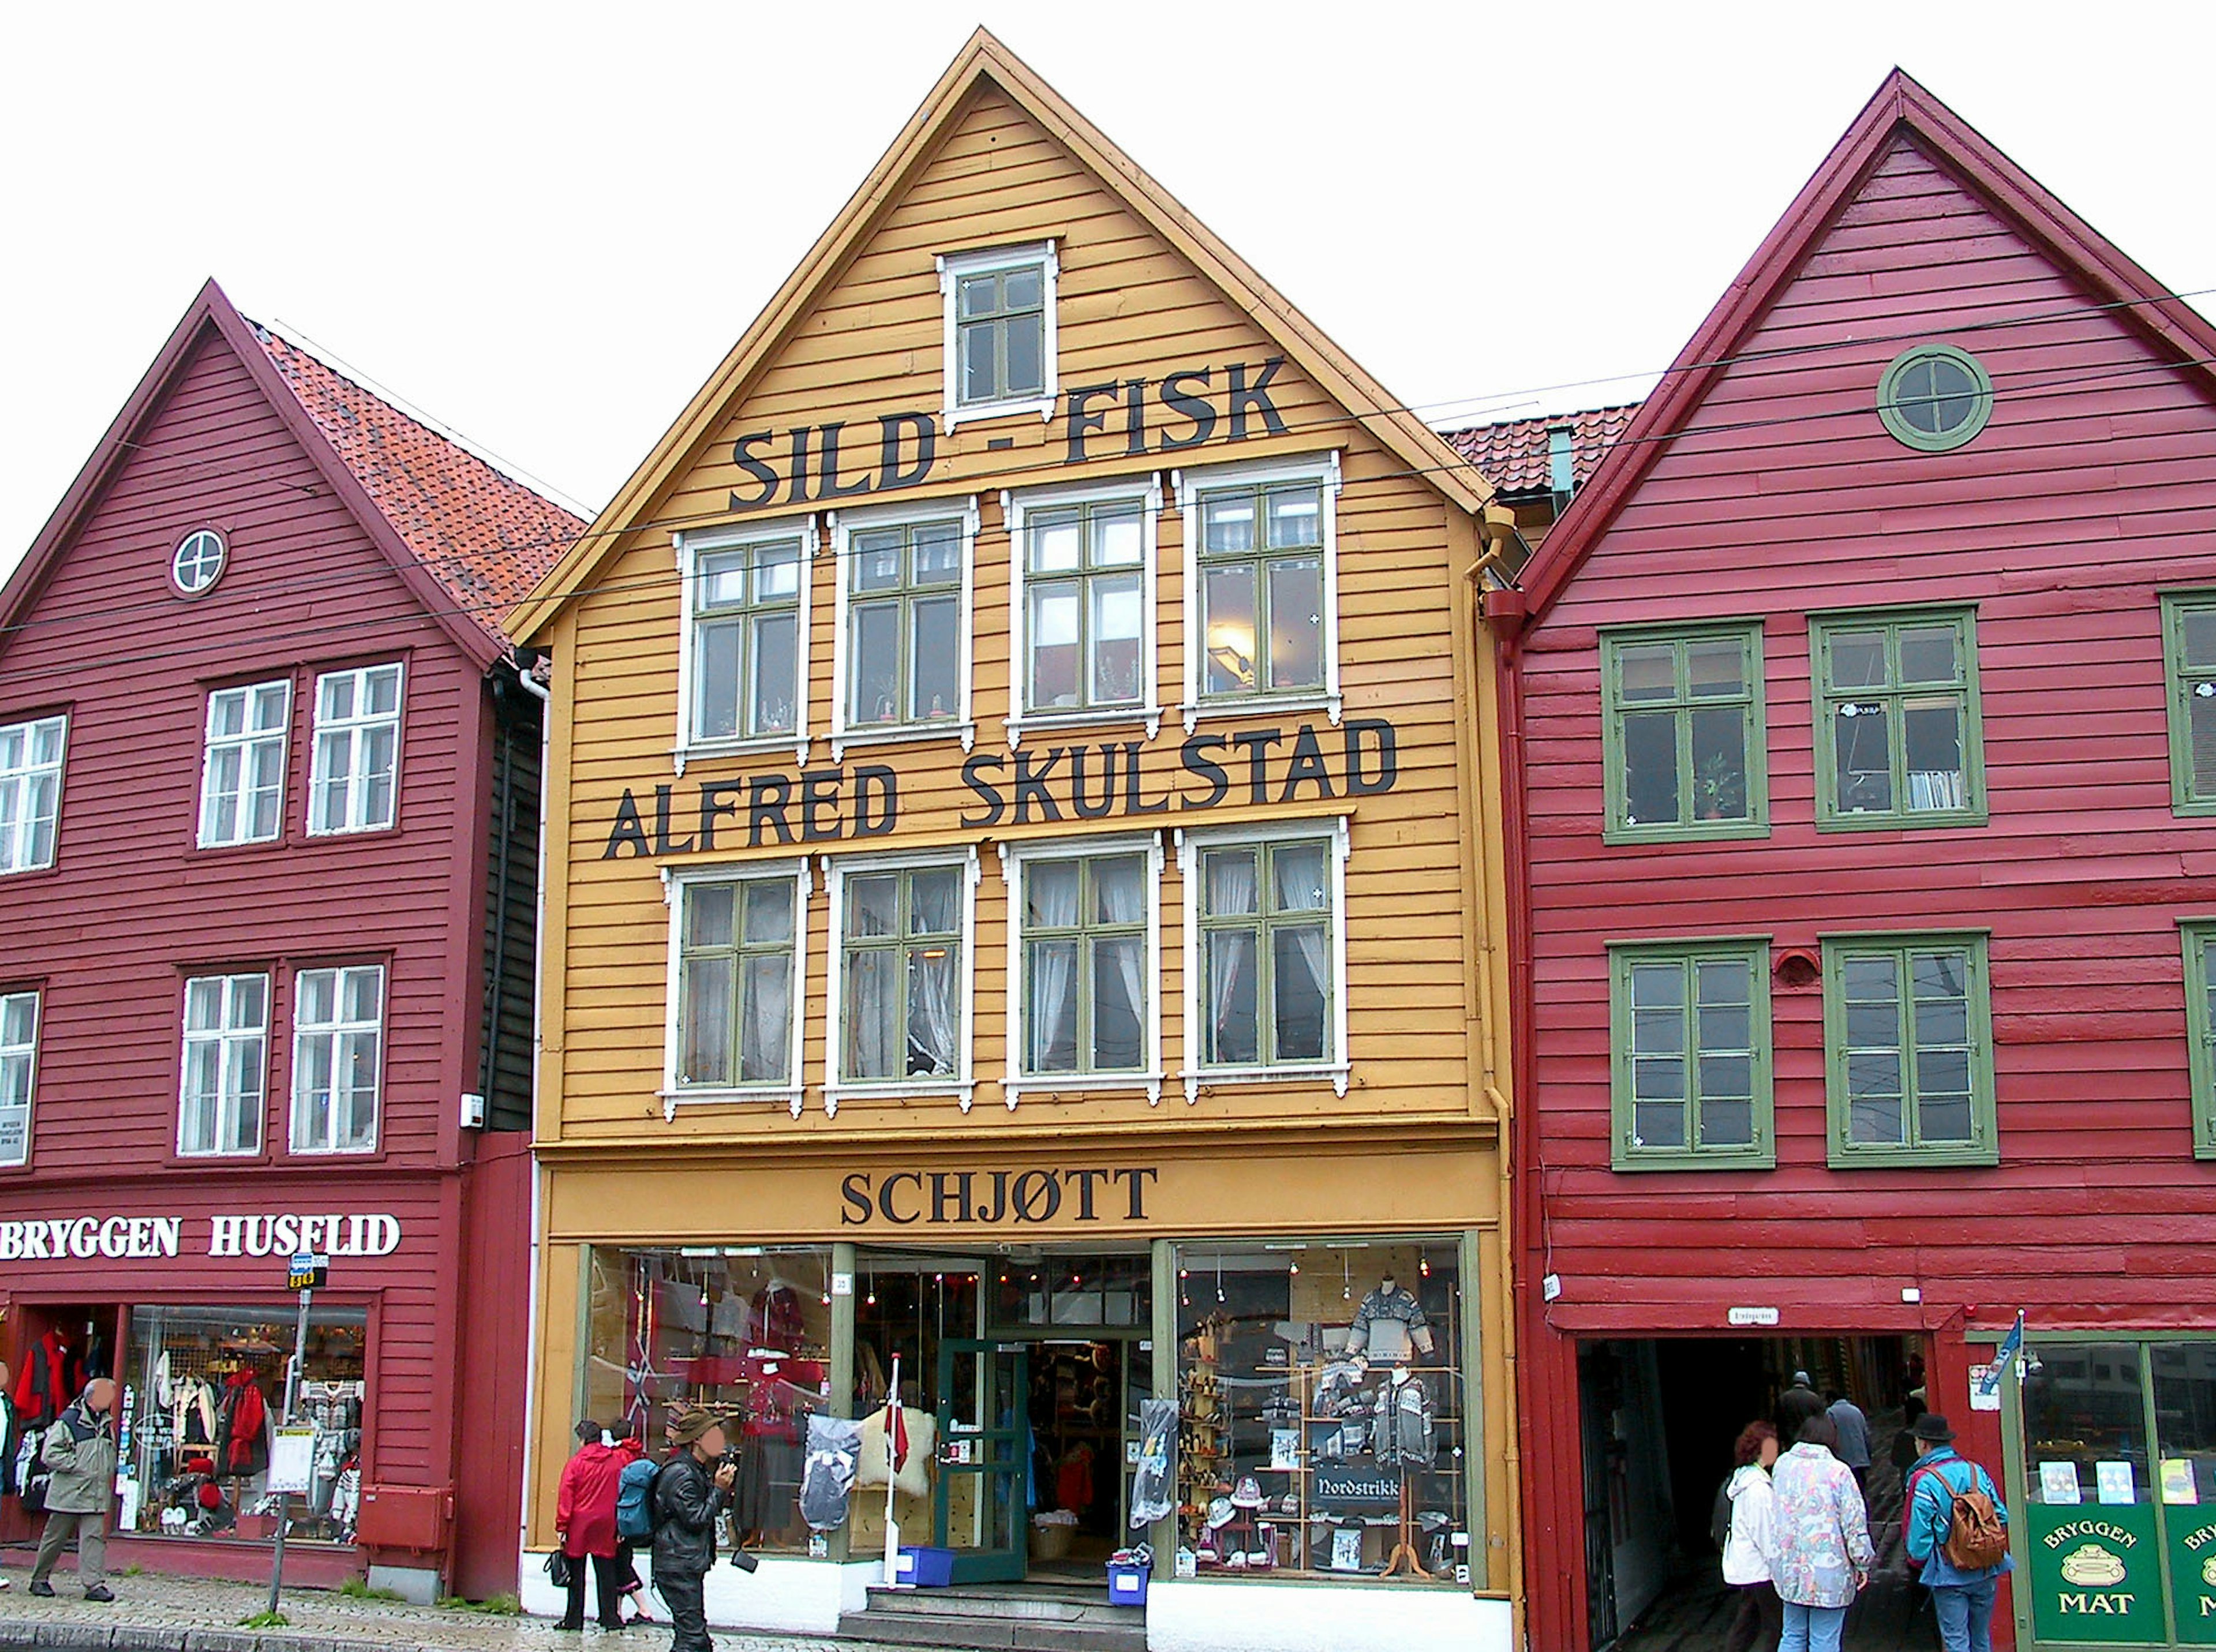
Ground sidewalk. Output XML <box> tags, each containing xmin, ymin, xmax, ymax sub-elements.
<box><xmin>0</xmin><ymin>1569</ymin><xmax>938</xmax><ymax>1652</ymax></box>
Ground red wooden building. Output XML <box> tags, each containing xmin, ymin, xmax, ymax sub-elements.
<box><xmin>1494</xmin><ymin>74</ymin><xmax>2216</xmax><ymax>1652</ymax></box>
<box><xmin>0</xmin><ymin>282</ymin><xmax>577</xmax><ymax>1600</ymax></box>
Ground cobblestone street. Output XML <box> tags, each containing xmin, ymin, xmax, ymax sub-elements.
<box><xmin>0</xmin><ymin>1563</ymin><xmax>938</xmax><ymax>1652</ymax></box>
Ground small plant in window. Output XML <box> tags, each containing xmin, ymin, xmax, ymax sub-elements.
<box><xmin>1696</xmin><ymin>750</ymin><xmax>1745</xmax><ymax>821</ymax></box>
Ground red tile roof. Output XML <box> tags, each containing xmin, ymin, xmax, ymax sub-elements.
<box><xmin>1444</xmin><ymin>403</ymin><xmax>1641</xmax><ymax>496</ymax></box>
<box><xmin>253</xmin><ymin>327</ymin><xmax>583</xmax><ymax>647</ymax></box>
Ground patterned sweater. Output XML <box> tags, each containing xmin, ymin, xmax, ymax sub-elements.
<box><xmin>1770</xmin><ymin>1443</ymin><xmax>1874</xmax><ymax>1608</ymax></box>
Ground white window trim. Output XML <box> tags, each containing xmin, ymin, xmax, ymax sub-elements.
<box><xmin>197</xmin><ymin>680</ymin><xmax>293</xmax><ymax>849</ymax></box>
<box><xmin>997</xmin><ymin>833</ymin><xmax>1165</xmax><ymax>1110</ymax></box>
<box><xmin>828</xmin><ymin>497</ymin><xmax>979</xmax><ymax>762</ymax></box>
<box><xmin>821</xmin><ymin>846</ymin><xmax>979</xmax><ymax>1117</ymax></box>
<box><xmin>287</xmin><ymin>963</ymin><xmax>385</xmax><ymax>1156</ymax></box>
<box><xmin>0</xmin><ymin>988</ymin><xmax>38</xmax><ymax>1168</ymax></box>
<box><xmin>306</xmin><ymin>664</ymin><xmax>404</xmax><ymax>837</ymax></box>
<box><xmin>1000</xmin><ymin>477</ymin><xmax>1163</xmax><ymax>748</ymax></box>
<box><xmin>938</xmin><ymin>241</ymin><xmax>1059</xmax><ymax>430</ymax></box>
<box><xmin>177</xmin><ymin>972</ymin><xmax>269</xmax><ymax>1159</ymax></box>
<box><xmin>0</xmin><ymin>713</ymin><xmax>66</xmax><ymax>876</ymax></box>
<box><xmin>1174</xmin><ymin>451</ymin><xmax>1344</xmax><ymax>735</ymax></box>
<box><xmin>658</xmin><ymin>860</ymin><xmax>811</xmax><ymax>1121</ymax></box>
<box><xmin>1176</xmin><ymin>815</ymin><xmax>1352</xmax><ymax>1105</ymax></box>
<box><xmin>672</xmin><ymin>515</ymin><xmax>816</xmax><ymax>775</ymax></box>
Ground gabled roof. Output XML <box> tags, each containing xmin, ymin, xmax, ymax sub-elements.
<box><xmin>1444</xmin><ymin>404</ymin><xmax>1639</xmax><ymax>497</ymax></box>
<box><xmin>1517</xmin><ymin>69</ymin><xmax>2216</xmax><ymax>623</ymax></box>
<box><xmin>254</xmin><ymin>329</ymin><xmax>582</xmax><ymax>642</ymax></box>
<box><xmin>0</xmin><ymin>279</ymin><xmax>580</xmax><ymax>668</ymax></box>
<box><xmin>508</xmin><ymin>27</ymin><xmax>1493</xmax><ymax>643</ymax></box>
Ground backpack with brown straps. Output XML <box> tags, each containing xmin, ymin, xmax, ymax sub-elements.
<box><xmin>1913</xmin><ymin>1460</ymin><xmax>2009</xmax><ymax>1570</ymax></box>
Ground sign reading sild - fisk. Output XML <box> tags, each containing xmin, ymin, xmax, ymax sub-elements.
<box><xmin>725</xmin><ymin>357</ymin><xmax>1288</xmax><ymax>511</ymax></box>
<box><xmin>604</xmin><ymin>718</ymin><xmax>1400</xmax><ymax>857</ymax></box>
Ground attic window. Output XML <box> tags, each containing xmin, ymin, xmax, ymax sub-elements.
<box><xmin>1878</xmin><ymin>346</ymin><xmax>1993</xmax><ymax>452</ymax></box>
<box><xmin>938</xmin><ymin>242</ymin><xmax>1058</xmax><ymax>428</ymax></box>
<box><xmin>172</xmin><ymin>529</ymin><xmax>228</xmax><ymax>595</ymax></box>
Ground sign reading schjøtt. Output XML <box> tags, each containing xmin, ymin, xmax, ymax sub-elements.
<box><xmin>0</xmin><ymin>1211</ymin><xmax>403</xmax><ymax>1263</ymax></box>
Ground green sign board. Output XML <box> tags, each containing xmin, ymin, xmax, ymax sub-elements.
<box><xmin>2028</xmin><ymin>1503</ymin><xmax>2165</xmax><ymax>1644</ymax></box>
<box><xmin>2167</xmin><ymin>1510</ymin><xmax>2216</xmax><ymax>1644</ymax></box>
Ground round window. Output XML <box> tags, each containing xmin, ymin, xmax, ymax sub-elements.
<box><xmin>1877</xmin><ymin>345</ymin><xmax>1993</xmax><ymax>452</ymax></box>
<box><xmin>172</xmin><ymin>529</ymin><xmax>227</xmax><ymax>595</ymax></box>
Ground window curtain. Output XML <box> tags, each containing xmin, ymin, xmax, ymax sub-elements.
<box><xmin>909</xmin><ymin>949</ymin><xmax>960</xmax><ymax>1077</ymax></box>
<box><xmin>848</xmin><ymin>950</ymin><xmax>893</xmax><ymax>1079</ymax></box>
<box><xmin>739</xmin><ymin>953</ymin><xmax>792</xmax><ymax>1084</ymax></box>
<box><xmin>1207</xmin><ymin>855</ymin><xmax>1257</xmax><ymax>1051</ymax></box>
<box><xmin>1273</xmin><ymin>851</ymin><xmax>1331</xmax><ymax>1048</ymax></box>
<box><xmin>1098</xmin><ymin>860</ymin><xmax>1147</xmax><ymax>1058</ymax></box>
<box><xmin>1027</xmin><ymin>866</ymin><xmax>1084</xmax><ymax>1071</ymax></box>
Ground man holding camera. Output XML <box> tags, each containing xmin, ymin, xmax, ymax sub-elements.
<box><xmin>653</xmin><ymin>1410</ymin><xmax>737</xmax><ymax>1652</ymax></box>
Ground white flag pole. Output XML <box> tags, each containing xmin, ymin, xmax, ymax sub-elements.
<box><xmin>884</xmin><ymin>1354</ymin><xmax>902</xmax><ymax>1586</ymax></box>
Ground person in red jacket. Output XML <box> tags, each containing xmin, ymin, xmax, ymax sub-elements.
<box><xmin>555</xmin><ymin>1422</ymin><xmax>641</xmax><ymax>1631</ymax></box>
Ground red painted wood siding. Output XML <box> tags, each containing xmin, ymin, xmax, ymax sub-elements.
<box><xmin>1525</xmin><ymin>133</ymin><xmax>2216</xmax><ymax>1319</ymax></box>
<box><xmin>0</xmin><ymin>321</ymin><xmax>500</xmax><ymax>1502</ymax></box>
<box><xmin>1517</xmin><ymin>132</ymin><xmax>2216</xmax><ymax>1648</ymax></box>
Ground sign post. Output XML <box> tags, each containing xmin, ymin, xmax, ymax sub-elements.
<box><xmin>265</xmin><ymin>1252</ymin><xmax>328</xmax><ymax>1617</ymax></box>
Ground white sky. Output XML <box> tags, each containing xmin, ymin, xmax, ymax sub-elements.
<box><xmin>4</xmin><ymin>1</ymin><xmax>2213</xmax><ymax>575</ymax></box>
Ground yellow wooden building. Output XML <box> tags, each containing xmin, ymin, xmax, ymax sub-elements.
<box><xmin>510</xmin><ymin>31</ymin><xmax>1521</xmax><ymax>1651</ymax></box>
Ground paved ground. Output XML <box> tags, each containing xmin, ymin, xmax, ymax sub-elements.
<box><xmin>0</xmin><ymin>1568</ymin><xmax>936</xmax><ymax>1652</ymax></box>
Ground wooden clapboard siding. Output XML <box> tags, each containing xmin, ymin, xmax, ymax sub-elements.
<box><xmin>1508</xmin><ymin>77</ymin><xmax>2216</xmax><ymax>1652</ymax></box>
<box><xmin>540</xmin><ymin>85</ymin><xmax>1499</xmax><ymax>1148</ymax></box>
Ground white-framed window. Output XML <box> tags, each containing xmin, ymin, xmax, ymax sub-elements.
<box><xmin>0</xmin><ymin>714</ymin><xmax>66</xmax><ymax>875</ymax></box>
<box><xmin>1001</xmin><ymin>836</ymin><xmax>1163</xmax><ymax>1107</ymax></box>
<box><xmin>171</xmin><ymin>529</ymin><xmax>229</xmax><ymax>596</ymax></box>
<box><xmin>824</xmin><ymin>849</ymin><xmax>979</xmax><ymax>1114</ymax></box>
<box><xmin>675</xmin><ymin>515</ymin><xmax>813</xmax><ymax>767</ymax></box>
<box><xmin>1002</xmin><ymin>478</ymin><xmax>1162</xmax><ymax>746</ymax></box>
<box><xmin>938</xmin><ymin>242</ymin><xmax>1058</xmax><ymax>429</ymax></box>
<box><xmin>179</xmin><ymin>972</ymin><xmax>268</xmax><ymax>1157</ymax></box>
<box><xmin>1175</xmin><ymin>454</ymin><xmax>1343</xmax><ymax>732</ymax></box>
<box><xmin>0</xmin><ymin>988</ymin><xmax>38</xmax><ymax>1168</ymax></box>
<box><xmin>662</xmin><ymin>863</ymin><xmax>809</xmax><ymax>1120</ymax></box>
<box><xmin>308</xmin><ymin>664</ymin><xmax>403</xmax><ymax>835</ymax></box>
<box><xmin>1178</xmin><ymin>816</ymin><xmax>1350</xmax><ymax>1103</ymax></box>
<box><xmin>829</xmin><ymin>499</ymin><xmax>977</xmax><ymax>759</ymax></box>
<box><xmin>289</xmin><ymin>964</ymin><xmax>384</xmax><ymax>1154</ymax></box>
<box><xmin>199</xmin><ymin>680</ymin><xmax>291</xmax><ymax>847</ymax></box>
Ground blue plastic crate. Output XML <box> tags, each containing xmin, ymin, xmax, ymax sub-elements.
<box><xmin>897</xmin><ymin>1545</ymin><xmax>956</xmax><ymax>1588</ymax></box>
<box><xmin>1107</xmin><ymin>1560</ymin><xmax>1150</xmax><ymax>1606</ymax></box>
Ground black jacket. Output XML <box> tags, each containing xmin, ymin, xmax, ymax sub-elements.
<box><xmin>650</xmin><ymin>1451</ymin><xmax>727</xmax><ymax>1578</ymax></box>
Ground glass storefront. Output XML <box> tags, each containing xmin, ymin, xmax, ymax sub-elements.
<box><xmin>572</xmin><ymin>1235</ymin><xmax>1474</xmax><ymax>1589</ymax></box>
<box><xmin>582</xmin><ymin>1246</ymin><xmax>833</xmax><ymax>1554</ymax></box>
<box><xmin>121</xmin><ymin>1303</ymin><xmax>366</xmax><ymax>1544</ymax></box>
<box><xmin>2015</xmin><ymin>1336</ymin><xmax>2216</xmax><ymax>1645</ymax></box>
<box><xmin>1173</xmin><ymin>1237</ymin><xmax>1466</xmax><ymax>1584</ymax></box>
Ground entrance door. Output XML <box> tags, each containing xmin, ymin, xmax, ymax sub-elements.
<box><xmin>935</xmin><ymin>1338</ymin><xmax>1029</xmax><ymax>1583</ymax></box>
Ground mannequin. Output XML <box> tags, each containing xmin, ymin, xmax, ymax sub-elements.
<box><xmin>1344</xmin><ymin>1274</ymin><xmax>1434</xmax><ymax>1366</ymax></box>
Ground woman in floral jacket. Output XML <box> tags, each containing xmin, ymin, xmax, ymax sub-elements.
<box><xmin>1769</xmin><ymin>1414</ymin><xmax>1874</xmax><ymax>1652</ymax></box>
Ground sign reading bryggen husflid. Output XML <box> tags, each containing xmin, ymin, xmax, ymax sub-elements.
<box><xmin>508</xmin><ymin>31</ymin><xmax>1522</xmax><ymax>1652</ymax></box>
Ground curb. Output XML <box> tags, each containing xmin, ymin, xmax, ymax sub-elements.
<box><xmin>0</xmin><ymin>1623</ymin><xmax>435</xmax><ymax>1652</ymax></box>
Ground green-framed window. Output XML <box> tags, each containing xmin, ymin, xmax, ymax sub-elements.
<box><xmin>1020</xmin><ymin>851</ymin><xmax>1148</xmax><ymax>1077</ymax></box>
<box><xmin>848</xmin><ymin>519</ymin><xmax>962</xmax><ymax>729</ymax></box>
<box><xmin>1600</xmin><ymin>624</ymin><xmax>1767</xmax><ymax>841</ymax></box>
<box><xmin>2181</xmin><ymin>922</ymin><xmax>2216</xmax><ymax>1157</ymax></box>
<box><xmin>1609</xmin><ymin>941</ymin><xmax>1773</xmax><ymax>1170</ymax></box>
<box><xmin>1822</xmin><ymin>932</ymin><xmax>1996</xmax><ymax>1167</ymax></box>
<box><xmin>1876</xmin><ymin>344</ymin><xmax>1994</xmax><ymax>453</ymax></box>
<box><xmin>2161</xmin><ymin>593</ymin><xmax>2216</xmax><ymax>815</ymax></box>
<box><xmin>1195</xmin><ymin>480</ymin><xmax>1327</xmax><ymax>700</ymax></box>
<box><xmin>1810</xmin><ymin>608</ymin><xmax>1984</xmax><ymax>829</ymax></box>
<box><xmin>840</xmin><ymin>863</ymin><xmax>963</xmax><ymax>1084</ymax></box>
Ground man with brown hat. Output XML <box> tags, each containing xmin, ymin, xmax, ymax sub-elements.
<box><xmin>653</xmin><ymin>1409</ymin><xmax>736</xmax><ymax>1652</ymax></box>
<box><xmin>1904</xmin><ymin>1414</ymin><xmax>2011</xmax><ymax>1652</ymax></box>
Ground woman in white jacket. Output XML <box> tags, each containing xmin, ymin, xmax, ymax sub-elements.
<box><xmin>1721</xmin><ymin>1421</ymin><xmax>1781</xmax><ymax>1652</ymax></box>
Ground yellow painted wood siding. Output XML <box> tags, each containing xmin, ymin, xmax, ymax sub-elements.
<box><xmin>539</xmin><ymin>84</ymin><xmax>1500</xmax><ymax>1148</ymax></box>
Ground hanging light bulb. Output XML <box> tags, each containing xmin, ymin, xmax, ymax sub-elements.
<box><xmin>1420</xmin><ymin>1253</ymin><xmax>1432</xmax><ymax>1280</ymax></box>
<box><xmin>1342</xmin><ymin>1254</ymin><xmax>1352</xmax><ymax>1302</ymax></box>
<box><xmin>1215</xmin><ymin>1254</ymin><xmax>1225</xmax><ymax>1304</ymax></box>
<box><xmin>1288</xmin><ymin>1258</ymin><xmax>1300</xmax><ymax>1276</ymax></box>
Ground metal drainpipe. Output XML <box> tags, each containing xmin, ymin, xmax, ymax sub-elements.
<box><xmin>509</xmin><ymin>650</ymin><xmax>552</xmax><ymax>1574</ymax></box>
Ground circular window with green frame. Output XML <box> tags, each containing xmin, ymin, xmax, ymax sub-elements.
<box><xmin>1877</xmin><ymin>344</ymin><xmax>1994</xmax><ymax>451</ymax></box>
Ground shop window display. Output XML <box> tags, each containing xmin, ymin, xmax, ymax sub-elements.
<box><xmin>121</xmin><ymin>1305</ymin><xmax>366</xmax><ymax>1544</ymax></box>
<box><xmin>585</xmin><ymin>1247</ymin><xmax>832</xmax><ymax>1555</ymax></box>
<box><xmin>1173</xmin><ymin>1239</ymin><xmax>1465</xmax><ymax>1584</ymax></box>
